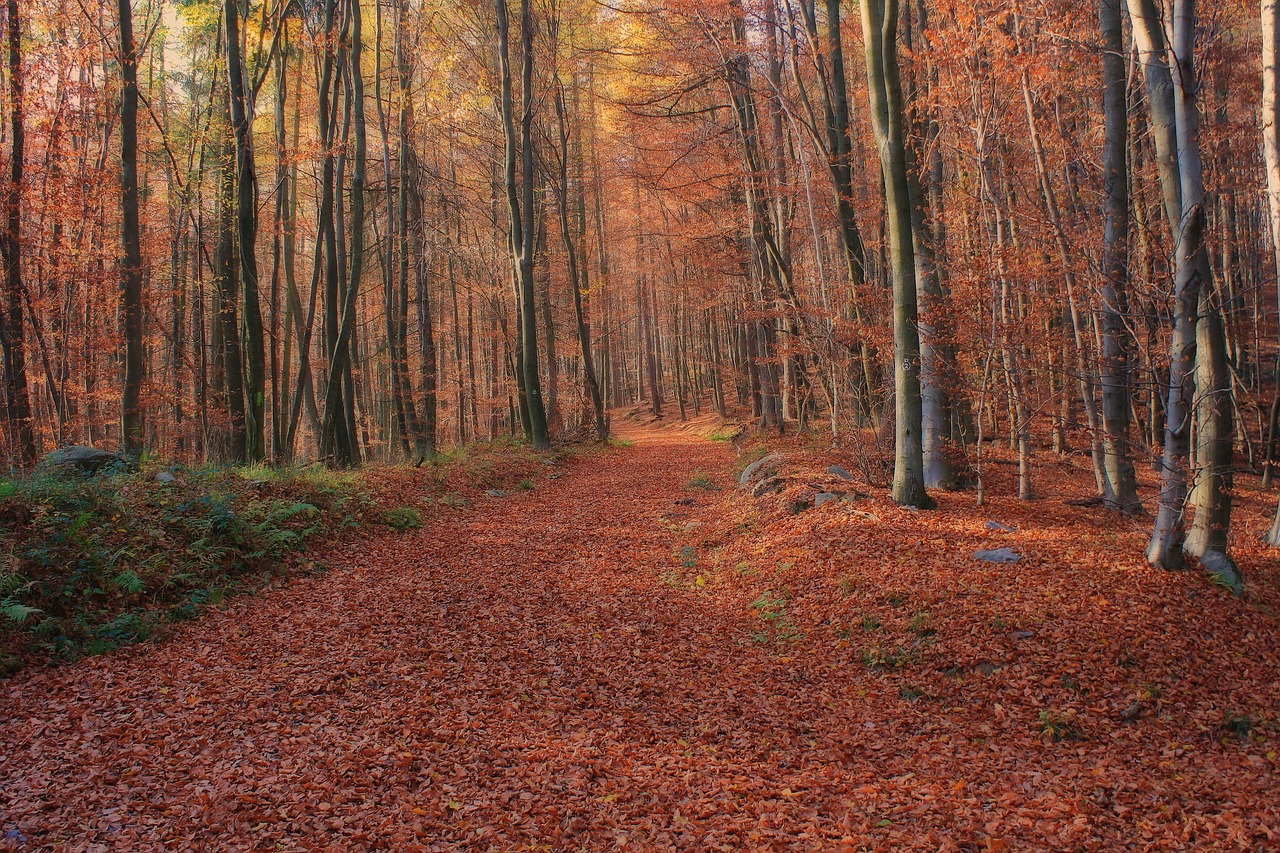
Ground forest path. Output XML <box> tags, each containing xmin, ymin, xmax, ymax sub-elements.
<box><xmin>0</xmin><ymin>427</ymin><xmax>848</xmax><ymax>850</ymax></box>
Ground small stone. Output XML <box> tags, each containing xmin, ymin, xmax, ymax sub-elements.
<box><xmin>814</xmin><ymin>492</ymin><xmax>840</xmax><ymax>508</ymax></box>
<box><xmin>485</xmin><ymin>489</ymin><xmax>509</xmax><ymax>498</ymax></box>
<box><xmin>1009</xmin><ymin>630</ymin><xmax>1035</xmax><ymax>641</ymax></box>
<box><xmin>1119</xmin><ymin>701</ymin><xmax>1143</xmax><ymax>721</ymax></box>
<box><xmin>154</xmin><ymin>471</ymin><xmax>179</xmax><ymax>484</ymax></box>
<box><xmin>974</xmin><ymin>547</ymin><xmax>1022</xmax><ymax>564</ymax></box>
<box><xmin>826</xmin><ymin>465</ymin><xmax>856</xmax><ymax>481</ymax></box>
<box><xmin>984</xmin><ymin>520</ymin><xmax>1016</xmax><ymax>532</ymax></box>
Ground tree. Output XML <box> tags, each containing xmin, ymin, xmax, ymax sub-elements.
<box><xmin>859</xmin><ymin>0</ymin><xmax>931</xmax><ymax>509</ymax></box>
<box><xmin>1098</xmin><ymin>0</ymin><xmax>1142</xmax><ymax>514</ymax></box>
<box><xmin>223</xmin><ymin>0</ymin><xmax>265</xmax><ymax>462</ymax></box>
<box><xmin>1</xmin><ymin>0</ymin><xmax>35</xmax><ymax>466</ymax></box>
<box><xmin>1262</xmin><ymin>0</ymin><xmax>1280</xmax><ymax>548</ymax></box>
<box><xmin>118</xmin><ymin>0</ymin><xmax>144</xmax><ymax>458</ymax></box>
<box><xmin>497</xmin><ymin>0</ymin><xmax>550</xmax><ymax>451</ymax></box>
<box><xmin>1128</xmin><ymin>0</ymin><xmax>1235</xmax><ymax>581</ymax></box>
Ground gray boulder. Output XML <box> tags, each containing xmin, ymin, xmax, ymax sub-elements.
<box><xmin>814</xmin><ymin>492</ymin><xmax>841</xmax><ymax>508</ymax></box>
<box><xmin>40</xmin><ymin>446</ymin><xmax>131</xmax><ymax>476</ymax></box>
<box><xmin>826</xmin><ymin>465</ymin><xmax>856</xmax><ymax>482</ymax></box>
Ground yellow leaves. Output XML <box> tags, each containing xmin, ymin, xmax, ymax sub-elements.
<box><xmin>445</xmin><ymin>799</ymin><xmax>463</xmax><ymax>811</ymax></box>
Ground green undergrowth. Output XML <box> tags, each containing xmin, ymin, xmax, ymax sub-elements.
<box><xmin>0</xmin><ymin>441</ymin><xmax>577</xmax><ymax>676</ymax></box>
<box><xmin>0</xmin><ymin>463</ymin><xmax>385</xmax><ymax>675</ymax></box>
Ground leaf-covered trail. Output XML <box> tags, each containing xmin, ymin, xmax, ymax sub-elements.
<box><xmin>0</xmin><ymin>430</ymin><xmax>837</xmax><ymax>850</ymax></box>
<box><xmin>3</xmin><ymin>427</ymin><xmax>1277</xmax><ymax>851</ymax></box>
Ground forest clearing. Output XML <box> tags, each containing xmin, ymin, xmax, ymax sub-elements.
<box><xmin>3</xmin><ymin>0</ymin><xmax>1280</xmax><ymax>848</ymax></box>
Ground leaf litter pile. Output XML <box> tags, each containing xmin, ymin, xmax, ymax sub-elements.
<box><xmin>1</xmin><ymin>427</ymin><xmax>1278</xmax><ymax>851</ymax></box>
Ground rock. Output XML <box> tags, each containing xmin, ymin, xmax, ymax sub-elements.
<box><xmin>751</xmin><ymin>476</ymin><xmax>785</xmax><ymax>498</ymax></box>
<box><xmin>154</xmin><ymin>471</ymin><xmax>180</xmax><ymax>485</ymax></box>
<box><xmin>739</xmin><ymin>454</ymin><xmax>782</xmax><ymax>487</ymax></box>
<box><xmin>814</xmin><ymin>492</ymin><xmax>841</xmax><ymax>508</ymax></box>
<box><xmin>974</xmin><ymin>547</ymin><xmax>1022</xmax><ymax>564</ymax></box>
<box><xmin>547</xmin><ymin>472</ymin><xmax>562</xmax><ymax>480</ymax></box>
<box><xmin>1198</xmin><ymin>550</ymin><xmax>1243</xmax><ymax>596</ymax></box>
<box><xmin>40</xmin><ymin>445</ymin><xmax>131</xmax><ymax>476</ymax></box>
<box><xmin>975</xmin><ymin>661</ymin><xmax>999</xmax><ymax>676</ymax></box>
<box><xmin>984</xmin><ymin>520</ymin><xmax>1016</xmax><ymax>532</ymax></box>
<box><xmin>826</xmin><ymin>465</ymin><xmax>856</xmax><ymax>481</ymax></box>
<box><xmin>1009</xmin><ymin>630</ymin><xmax>1035</xmax><ymax>641</ymax></box>
<box><xmin>485</xmin><ymin>489</ymin><xmax>509</xmax><ymax>498</ymax></box>
<box><xmin>542</xmin><ymin>459</ymin><xmax>556</xmax><ymax>466</ymax></box>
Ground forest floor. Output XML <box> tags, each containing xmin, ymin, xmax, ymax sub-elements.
<box><xmin>1</xmin><ymin>421</ymin><xmax>1278</xmax><ymax>851</ymax></box>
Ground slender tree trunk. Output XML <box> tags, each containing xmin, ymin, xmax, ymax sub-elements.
<box><xmin>2</xmin><ymin>0</ymin><xmax>36</xmax><ymax>465</ymax></box>
<box><xmin>321</xmin><ymin>0</ymin><xmax>366</xmax><ymax>466</ymax></box>
<box><xmin>553</xmin><ymin>80</ymin><xmax>607</xmax><ymax>440</ymax></box>
<box><xmin>497</xmin><ymin>0</ymin><xmax>549</xmax><ymax>449</ymax></box>
<box><xmin>860</xmin><ymin>0</ymin><xmax>931</xmax><ymax>508</ymax></box>
<box><xmin>224</xmin><ymin>0</ymin><xmax>265</xmax><ymax>462</ymax></box>
<box><xmin>118</xmin><ymin>0</ymin><xmax>145</xmax><ymax>457</ymax></box>
<box><xmin>1261</xmin><ymin>0</ymin><xmax>1280</xmax><ymax>546</ymax></box>
<box><xmin>1099</xmin><ymin>0</ymin><xmax>1143</xmax><ymax>513</ymax></box>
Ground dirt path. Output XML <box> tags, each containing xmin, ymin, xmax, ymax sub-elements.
<box><xmin>0</xmin><ymin>429</ymin><xmax>847</xmax><ymax>851</ymax></box>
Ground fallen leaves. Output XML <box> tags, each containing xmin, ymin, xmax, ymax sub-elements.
<box><xmin>0</xmin><ymin>427</ymin><xmax>1276</xmax><ymax>851</ymax></box>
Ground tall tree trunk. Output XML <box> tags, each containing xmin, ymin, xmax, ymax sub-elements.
<box><xmin>1099</xmin><ymin>0</ymin><xmax>1143</xmax><ymax>513</ymax></box>
<box><xmin>553</xmin><ymin>79</ymin><xmax>607</xmax><ymax>440</ymax></box>
<box><xmin>2</xmin><ymin>0</ymin><xmax>35</xmax><ymax>466</ymax></box>
<box><xmin>860</xmin><ymin>0</ymin><xmax>931</xmax><ymax>509</ymax></box>
<box><xmin>497</xmin><ymin>0</ymin><xmax>549</xmax><ymax>449</ymax></box>
<box><xmin>321</xmin><ymin>0</ymin><xmax>366</xmax><ymax>466</ymax></box>
<box><xmin>118</xmin><ymin>0</ymin><xmax>145</xmax><ymax>457</ymax></box>
<box><xmin>1261</xmin><ymin>0</ymin><xmax>1280</xmax><ymax>547</ymax></box>
<box><xmin>1130</xmin><ymin>0</ymin><xmax>1235</xmax><ymax>581</ymax></box>
<box><xmin>224</xmin><ymin>0</ymin><xmax>265</xmax><ymax>462</ymax></box>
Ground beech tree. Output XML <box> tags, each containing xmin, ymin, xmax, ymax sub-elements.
<box><xmin>859</xmin><ymin>0</ymin><xmax>930</xmax><ymax>508</ymax></box>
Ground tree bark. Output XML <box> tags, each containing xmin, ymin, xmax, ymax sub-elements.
<box><xmin>497</xmin><ymin>0</ymin><xmax>549</xmax><ymax>450</ymax></box>
<box><xmin>2</xmin><ymin>0</ymin><xmax>36</xmax><ymax>466</ymax></box>
<box><xmin>118</xmin><ymin>0</ymin><xmax>145</xmax><ymax>457</ymax></box>
<box><xmin>1099</xmin><ymin>0</ymin><xmax>1143</xmax><ymax>513</ymax></box>
<box><xmin>860</xmin><ymin>0</ymin><xmax>932</xmax><ymax>508</ymax></box>
<box><xmin>224</xmin><ymin>0</ymin><xmax>265</xmax><ymax>462</ymax></box>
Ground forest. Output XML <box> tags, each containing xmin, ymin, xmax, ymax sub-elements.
<box><xmin>1</xmin><ymin>0</ymin><xmax>1279</xmax><ymax>849</ymax></box>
